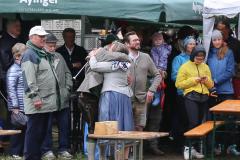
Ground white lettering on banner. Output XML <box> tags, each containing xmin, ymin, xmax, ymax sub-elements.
<box><xmin>192</xmin><ymin>1</ymin><xmax>203</xmax><ymax>14</ymax></box>
<box><xmin>19</xmin><ymin>0</ymin><xmax>57</xmax><ymax>7</ymax></box>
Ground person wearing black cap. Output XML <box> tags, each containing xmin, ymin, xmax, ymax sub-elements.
<box><xmin>41</xmin><ymin>33</ymin><xmax>73</xmax><ymax>160</ymax></box>
<box><xmin>176</xmin><ymin>45</ymin><xmax>214</xmax><ymax>160</ymax></box>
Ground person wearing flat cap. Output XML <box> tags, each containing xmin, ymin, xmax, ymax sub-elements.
<box><xmin>176</xmin><ymin>45</ymin><xmax>214</xmax><ymax>160</ymax></box>
<box><xmin>207</xmin><ymin>29</ymin><xmax>240</xmax><ymax>155</ymax></box>
<box><xmin>21</xmin><ymin>26</ymin><xmax>60</xmax><ymax>160</ymax></box>
<box><xmin>41</xmin><ymin>33</ymin><xmax>73</xmax><ymax>159</ymax></box>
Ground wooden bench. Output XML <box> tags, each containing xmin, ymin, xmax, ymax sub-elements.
<box><xmin>184</xmin><ymin>121</ymin><xmax>224</xmax><ymax>160</ymax></box>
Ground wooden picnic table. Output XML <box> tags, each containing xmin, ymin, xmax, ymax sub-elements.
<box><xmin>88</xmin><ymin>131</ymin><xmax>169</xmax><ymax>160</ymax></box>
<box><xmin>210</xmin><ymin>100</ymin><xmax>240</xmax><ymax>160</ymax></box>
<box><xmin>0</xmin><ymin>130</ymin><xmax>21</xmax><ymax>136</ymax></box>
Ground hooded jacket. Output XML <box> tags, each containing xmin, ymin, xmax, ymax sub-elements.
<box><xmin>207</xmin><ymin>47</ymin><xmax>235</xmax><ymax>94</ymax></box>
<box><xmin>176</xmin><ymin>60</ymin><xmax>214</xmax><ymax>95</ymax></box>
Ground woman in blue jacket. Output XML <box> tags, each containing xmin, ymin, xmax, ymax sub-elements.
<box><xmin>6</xmin><ymin>43</ymin><xmax>27</xmax><ymax>159</ymax></box>
<box><xmin>207</xmin><ymin>29</ymin><xmax>239</xmax><ymax>156</ymax></box>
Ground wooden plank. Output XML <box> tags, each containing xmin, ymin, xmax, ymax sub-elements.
<box><xmin>88</xmin><ymin>131</ymin><xmax>169</xmax><ymax>140</ymax></box>
<box><xmin>0</xmin><ymin>130</ymin><xmax>21</xmax><ymax>136</ymax></box>
<box><xmin>210</xmin><ymin>100</ymin><xmax>240</xmax><ymax>114</ymax></box>
<box><xmin>184</xmin><ymin>121</ymin><xmax>224</xmax><ymax>137</ymax></box>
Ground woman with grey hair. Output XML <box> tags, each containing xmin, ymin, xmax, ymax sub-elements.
<box><xmin>7</xmin><ymin>43</ymin><xmax>27</xmax><ymax>159</ymax></box>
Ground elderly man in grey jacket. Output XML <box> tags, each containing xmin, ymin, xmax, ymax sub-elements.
<box><xmin>124</xmin><ymin>31</ymin><xmax>163</xmax><ymax>155</ymax></box>
<box><xmin>41</xmin><ymin>33</ymin><xmax>73</xmax><ymax>160</ymax></box>
<box><xmin>21</xmin><ymin>26</ymin><xmax>59</xmax><ymax>160</ymax></box>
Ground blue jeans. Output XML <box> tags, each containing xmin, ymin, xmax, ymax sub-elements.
<box><xmin>24</xmin><ymin>113</ymin><xmax>50</xmax><ymax>160</ymax></box>
<box><xmin>41</xmin><ymin>108</ymin><xmax>70</xmax><ymax>154</ymax></box>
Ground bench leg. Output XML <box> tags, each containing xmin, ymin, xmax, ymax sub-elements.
<box><xmin>203</xmin><ymin>137</ymin><xmax>207</xmax><ymax>160</ymax></box>
<box><xmin>188</xmin><ymin>140</ymin><xmax>192</xmax><ymax>160</ymax></box>
<box><xmin>139</xmin><ymin>140</ymin><xmax>143</xmax><ymax>160</ymax></box>
<box><xmin>211</xmin><ymin>115</ymin><xmax>217</xmax><ymax>160</ymax></box>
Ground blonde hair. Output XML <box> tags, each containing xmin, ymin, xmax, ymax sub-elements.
<box><xmin>12</xmin><ymin>43</ymin><xmax>26</xmax><ymax>59</ymax></box>
<box><xmin>217</xmin><ymin>45</ymin><xmax>228</xmax><ymax>60</ymax></box>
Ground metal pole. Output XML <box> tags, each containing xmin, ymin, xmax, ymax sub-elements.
<box><xmin>73</xmin><ymin>62</ymin><xmax>88</xmax><ymax>80</ymax></box>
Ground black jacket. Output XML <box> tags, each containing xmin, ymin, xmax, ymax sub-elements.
<box><xmin>56</xmin><ymin>44</ymin><xmax>87</xmax><ymax>84</ymax></box>
<box><xmin>0</xmin><ymin>32</ymin><xmax>21</xmax><ymax>79</ymax></box>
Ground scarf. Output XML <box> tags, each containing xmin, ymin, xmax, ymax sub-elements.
<box><xmin>26</xmin><ymin>41</ymin><xmax>54</xmax><ymax>64</ymax></box>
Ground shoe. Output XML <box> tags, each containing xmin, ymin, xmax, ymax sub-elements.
<box><xmin>11</xmin><ymin>155</ymin><xmax>22</xmax><ymax>160</ymax></box>
<box><xmin>227</xmin><ymin>144</ymin><xmax>240</xmax><ymax>156</ymax></box>
<box><xmin>191</xmin><ymin>148</ymin><xmax>204</xmax><ymax>159</ymax></box>
<box><xmin>214</xmin><ymin>144</ymin><xmax>222</xmax><ymax>156</ymax></box>
<box><xmin>183</xmin><ymin>146</ymin><xmax>190</xmax><ymax>160</ymax></box>
<box><xmin>149</xmin><ymin>147</ymin><xmax>164</xmax><ymax>155</ymax></box>
<box><xmin>183</xmin><ymin>146</ymin><xmax>204</xmax><ymax>160</ymax></box>
<box><xmin>42</xmin><ymin>151</ymin><xmax>56</xmax><ymax>160</ymax></box>
<box><xmin>58</xmin><ymin>151</ymin><xmax>73</xmax><ymax>159</ymax></box>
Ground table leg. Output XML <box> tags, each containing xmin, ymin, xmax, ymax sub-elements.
<box><xmin>133</xmin><ymin>140</ymin><xmax>137</xmax><ymax>160</ymax></box>
<box><xmin>211</xmin><ymin>114</ymin><xmax>216</xmax><ymax>160</ymax></box>
<box><xmin>87</xmin><ymin>138</ymin><xmax>96</xmax><ymax>160</ymax></box>
<box><xmin>121</xmin><ymin>141</ymin><xmax>125</xmax><ymax>160</ymax></box>
<box><xmin>139</xmin><ymin>140</ymin><xmax>143</xmax><ymax>160</ymax></box>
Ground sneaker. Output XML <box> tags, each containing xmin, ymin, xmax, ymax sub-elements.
<box><xmin>183</xmin><ymin>146</ymin><xmax>190</xmax><ymax>160</ymax></box>
<box><xmin>42</xmin><ymin>151</ymin><xmax>56</xmax><ymax>160</ymax></box>
<box><xmin>58</xmin><ymin>151</ymin><xmax>73</xmax><ymax>160</ymax></box>
<box><xmin>214</xmin><ymin>144</ymin><xmax>222</xmax><ymax>156</ymax></box>
<box><xmin>11</xmin><ymin>155</ymin><xmax>22</xmax><ymax>160</ymax></box>
<box><xmin>227</xmin><ymin>144</ymin><xmax>240</xmax><ymax>156</ymax></box>
<box><xmin>191</xmin><ymin>148</ymin><xmax>204</xmax><ymax>159</ymax></box>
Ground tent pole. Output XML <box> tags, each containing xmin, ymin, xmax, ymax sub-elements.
<box><xmin>238</xmin><ymin>14</ymin><xmax>240</xmax><ymax>40</ymax></box>
<box><xmin>81</xmin><ymin>15</ymin><xmax>86</xmax><ymax>47</ymax></box>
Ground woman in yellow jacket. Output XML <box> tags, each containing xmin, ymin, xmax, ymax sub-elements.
<box><xmin>176</xmin><ymin>45</ymin><xmax>214</xmax><ymax>160</ymax></box>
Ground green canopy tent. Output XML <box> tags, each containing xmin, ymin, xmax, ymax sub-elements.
<box><xmin>0</xmin><ymin>0</ymin><xmax>203</xmax><ymax>23</ymax></box>
<box><xmin>0</xmin><ymin>0</ymin><xmax>164</xmax><ymax>22</ymax></box>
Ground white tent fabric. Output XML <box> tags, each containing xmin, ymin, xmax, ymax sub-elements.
<box><xmin>203</xmin><ymin>0</ymin><xmax>240</xmax><ymax>55</ymax></box>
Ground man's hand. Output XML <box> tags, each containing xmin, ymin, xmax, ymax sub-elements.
<box><xmin>72</xmin><ymin>62</ymin><xmax>82</xmax><ymax>69</ymax></box>
<box><xmin>33</xmin><ymin>100</ymin><xmax>43</xmax><ymax>110</ymax></box>
<box><xmin>146</xmin><ymin>91</ymin><xmax>154</xmax><ymax>103</ymax></box>
<box><xmin>127</xmin><ymin>74</ymin><xmax>133</xmax><ymax>85</ymax></box>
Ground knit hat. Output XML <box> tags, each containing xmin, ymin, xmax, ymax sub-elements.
<box><xmin>183</xmin><ymin>36</ymin><xmax>196</xmax><ymax>49</ymax></box>
<box><xmin>190</xmin><ymin>45</ymin><xmax>206</xmax><ymax>62</ymax></box>
<box><xmin>45</xmin><ymin>33</ymin><xmax>58</xmax><ymax>43</ymax></box>
<box><xmin>211</xmin><ymin>29</ymin><xmax>223</xmax><ymax>40</ymax></box>
<box><xmin>102</xmin><ymin>34</ymin><xmax>119</xmax><ymax>46</ymax></box>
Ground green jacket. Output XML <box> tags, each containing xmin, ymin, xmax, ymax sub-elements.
<box><xmin>52</xmin><ymin>52</ymin><xmax>73</xmax><ymax>110</ymax></box>
<box><xmin>21</xmin><ymin>41</ymin><xmax>59</xmax><ymax>114</ymax></box>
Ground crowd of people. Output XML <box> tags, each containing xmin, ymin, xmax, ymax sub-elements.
<box><xmin>0</xmin><ymin>17</ymin><xmax>240</xmax><ymax>160</ymax></box>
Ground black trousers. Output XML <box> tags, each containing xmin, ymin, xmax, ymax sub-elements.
<box><xmin>24</xmin><ymin>113</ymin><xmax>50</xmax><ymax>160</ymax></box>
<box><xmin>185</xmin><ymin>98</ymin><xmax>207</xmax><ymax>130</ymax></box>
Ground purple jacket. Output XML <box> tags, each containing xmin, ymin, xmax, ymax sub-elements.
<box><xmin>151</xmin><ymin>44</ymin><xmax>172</xmax><ymax>71</ymax></box>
